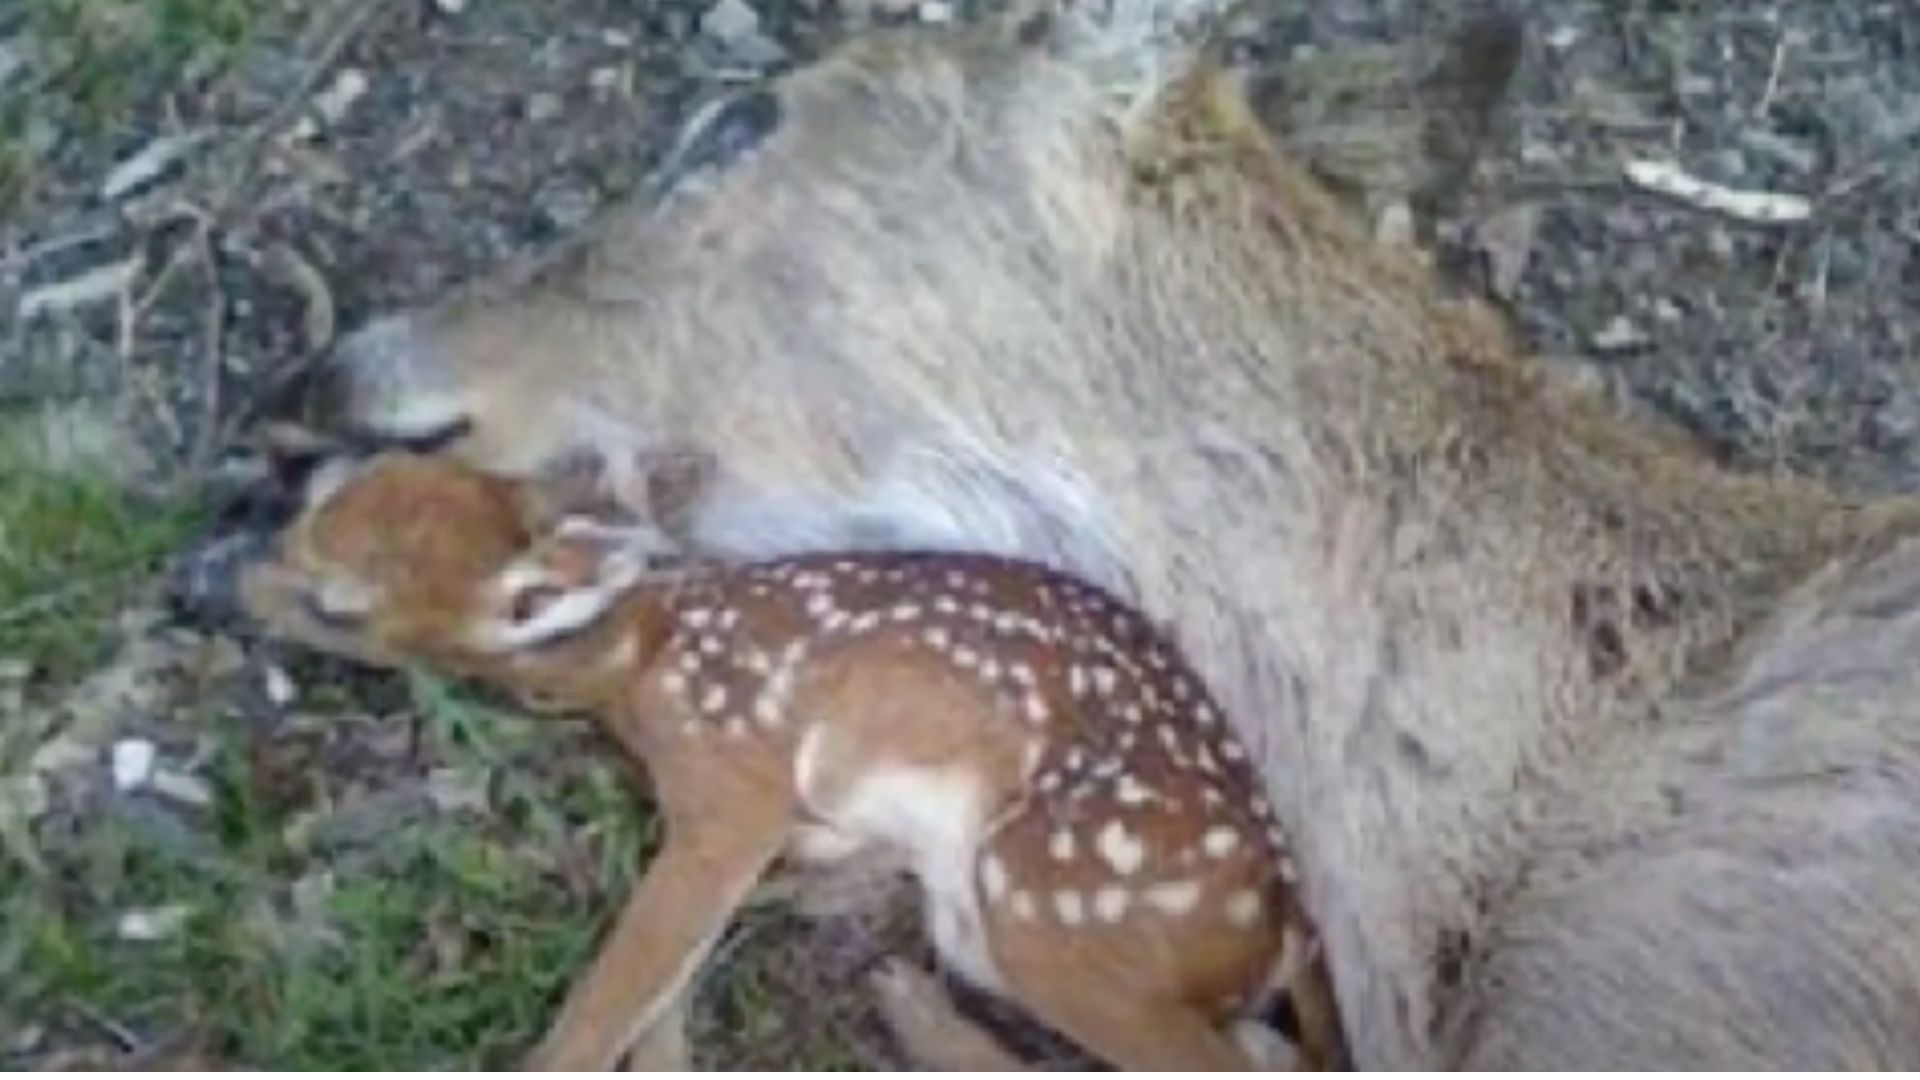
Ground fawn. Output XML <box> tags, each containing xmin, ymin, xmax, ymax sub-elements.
<box><xmin>216</xmin><ymin>443</ymin><xmax>1346</xmax><ymax>1071</ymax></box>
<box><xmin>178</xmin><ymin>1</ymin><xmax>1920</xmax><ymax>1067</ymax></box>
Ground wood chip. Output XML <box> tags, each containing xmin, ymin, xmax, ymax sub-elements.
<box><xmin>1624</xmin><ymin>158</ymin><xmax>1811</xmax><ymax>224</ymax></box>
<box><xmin>16</xmin><ymin>255</ymin><xmax>143</xmax><ymax>320</ymax></box>
<box><xmin>100</xmin><ymin>132</ymin><xmax>209</xmax><ymax>201</ymax></box>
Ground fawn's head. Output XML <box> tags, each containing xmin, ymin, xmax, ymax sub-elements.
<box><xmin>175</xmin><ymin>432</ymin><xmax>669</xmax><ymax>700</ymax></box>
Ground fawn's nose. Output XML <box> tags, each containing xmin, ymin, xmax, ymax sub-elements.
<box><xmin>166</xmin><ymin>467</ymin><xmax>304</xmax><ymax>627</ymax></box>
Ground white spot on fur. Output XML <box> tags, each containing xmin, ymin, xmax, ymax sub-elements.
<box><xmin>1094</xmin><ymin>885</ymin><xmax>1130</xmax><ymax>923</ymax></box>
<box><xmin>923</xmin><ymin>626</ymin><xmax>952</xmax><ymax>650</ymax></box>
<box><xmin>1096</xmin><ymin>820</ymin><xmax>1144</xmax><ymax>876</ymax></box>
<box><xmin>1022</xmin><ymin>693</ymin><xmax>1049</xmax><ymax>725</ymax></box>
<box><xmin>1225</xmin><ymin>889</ymin><xmax>1262</xmax><ymax>927</ymax></box>
<box><xmin>891</xmin><ymin>603</ymin><xmax>922</xmax><ymax>622</ymax></box>
<box><xmin>1011</xmin><ymin>891</ymin><xmax>1037</xmax><ymax>921</ymax></box>
<box><xmin>661</xmin><ymin>670</ymin><xmax>687</xmax><ymax>697</ymax></box>
<box><xmin>979</xmin><ymin>855</ymin><xmax>1009</xmax><ymax>902</ymax></box>
<box><xmin>1203</xmin><ymin>826</ymin><xmax>1241</xmax><ymax>859</ymax></box>
<box><xmin>702</xmin><ymin>685</ymin><xmax>728</xmax><ymax>714</ymax></box>
<box><xmin>1052</xmin><ymin>890</ymin><xmax>1086</xmax><ymax>926</ymax></box>
<box><xmin>1115</xmin><ymin>775</ymin><xmax>1153</xmax><ymax>805</ymax></box>
<box><xmin>1008</xmin><ymin>663</ymin><xmax>1036</xmax><ymax>686</ymax></box>
<box><xmin>684</xmin><ymin>608</ymin><xmax>712</xmax><ymax>628</ymax></box>
<box><xmin>1144</xmin><ymin>880</ymin><xmax>1201</xmax><ymax>917</ymax></box>
<box><xmin>1092</xmin><ymin>666</ymin><xmax>1117</xmax><ymax>696</ymax></box>
<box><xmin>1049</xmin><ymin>829</ymin><xmax>1076</xmax><ymax>861</ymax></box>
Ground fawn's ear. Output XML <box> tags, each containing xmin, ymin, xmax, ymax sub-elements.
<box><xmin>477</xmin><ymin>518</ymin><xmax>654</xmax><ymax>652</ymax></box>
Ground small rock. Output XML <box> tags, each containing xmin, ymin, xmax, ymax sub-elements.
<box><xmin>427</xmin><ymin>766</ymin><xmax>491</xmax><ymax>813</ymax></box>
<box><xmin>263</xmin><ymin>663</ymin><xmax>297</xmax><ymax>707</ymax></box>
<box><xmin>589</xmin><ymin>66</ymin><xmax>631</xmax><ymax>95</ymax></box>
<box><xmin>150</xmin><ymin>768</ymin><xmax>214</xmax><ymax>807</ymax></box>
<box><xmin>525</xmin><ymin>92</ymin><xmax>563</xmax><ymax>123</ymax></box>
<box><xmin>116</xmin><ymin>904</ymin><xmax>193</xmax><ymax>942</ymax></box>
<box><xmin>7</xmin><ymin>1024</ymin><xmax>45</xmax><ymax>1054</ymax></box>
<box><xmin>700</xmin><ymin>0</ymin><xmax>787</xmax><ymax>66</ymax></box>
<box><xmin>111</xmin><ymin>738</ymin><xmax>157</xmax><ymax>792</ymax></box>
<box><xmin>312</xmin><ymin>68</ymin><xmax>370</xmax><ymax>127</ymax></box>
<box><xmin>1592</xmin><ymin>315</ymin><xmax>1648</xmax><ymax>353</ymax></box>
<box><xmin>536</xmin><ymin>180</ymin><xmax>599</xmax><ymax>231</ymax></box>
<box><xmin>1374</xmin><ymin>201</ymin><xmax>1415</xmax><ymax>247</ymax></box>
<box><xmin>0</xmin><ymin>39</ymin><xmax>27</xmax><ymax>87</ymax></box>
<box><xmin>701</xmin><ymin>0</ymin><xmax>762</xmax><ymax>42</ymax></box>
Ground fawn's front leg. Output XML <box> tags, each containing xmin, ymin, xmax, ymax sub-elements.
<box><xmin>523</xmin><ymin>767</ymin><xmax>794</xmax><ymax>1071</ymax></box>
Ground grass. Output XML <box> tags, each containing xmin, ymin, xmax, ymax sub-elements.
<box><xmin>0</xmin><ymin>670</ymin><xmax>656</xmax><ymax>1068</ymax></box>
<box><xmin>0</xmin><ymin>423</ymin><xmax>201</xmax><ymax>684</ymax></box>
<box><xmin>0</xmin><ymin>0</ymin><xmax>277</xmax><ymax>215</ymax></box>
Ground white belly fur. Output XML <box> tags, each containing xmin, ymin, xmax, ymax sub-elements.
<box><xmin>793</xmin><ymin>728</ymin><xmax>1002</xmax><ymax>992</ymax></box>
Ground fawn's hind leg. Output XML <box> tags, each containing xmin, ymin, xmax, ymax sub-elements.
<box><xmin>870</xmin><ymin>960</ymin><xmax>1034</xmax><ymax>1071</ymax></box>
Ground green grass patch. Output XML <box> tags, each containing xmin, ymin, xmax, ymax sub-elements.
<box><xmin>1</xmin><ymin>680</ymin><xmax>655</xmax><ymax>1068</ymax></box>
<box><xmin>0</xmin><ymin>425</ymin><xmax>201</xmax><ymax>685</ymax></box>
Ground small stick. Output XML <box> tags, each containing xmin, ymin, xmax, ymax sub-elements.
<box><xmin>1624</xmin><ymin>158</ymin><xmax>1811</xmax><ymax>225</ymax></box>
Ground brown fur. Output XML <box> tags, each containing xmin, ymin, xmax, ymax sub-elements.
<box><xmin>213</xmin><ymin>3</ymin><xmax>1920</xmax><ymax>1068</ymax></box>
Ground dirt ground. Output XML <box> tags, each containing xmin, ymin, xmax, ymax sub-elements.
<box><xmin>1</xmin><ymin>0</ymin><xmax>1916</xmax><ymax>1069</ymax></box>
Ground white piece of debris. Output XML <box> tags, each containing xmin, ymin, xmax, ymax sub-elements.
<box><xmin>292</xmin><ymin>68</ymin><xmax>371</xmax><ymax>139</ymax></box>
<box><xmin>116</xmin><ymin>904</ymin><xmax>193</xmax><ymax>942</ymax></box>
<box><xmin>111</xmin><ymin>738</ymin><xmax>158</xmax><ymax>792</ymax></box>
<box><xmin>433</xmin><ymin>0</ymin><xmax>468</xmax><ymax>13</ymax></box>
<box><xmin>918</xmin><ymin>0</ymin><xmax>955</xmax><ymax>23</ymax></box>
<box><xmin>15</xmin><ymin>255</ymin><xmax>142</xmax><ymax>320</ymax></box>
<box><xmin>1592</xmin><ymin>314</ymin><xmax>1648</xmax><ymax>353</ymax></box>
<box><xmin>263</xmin><ymin>663</ymin><xmax>297</xmax><ymax>707</ymax></box>
<box><xmin>1624</xmin><ymin>158</ymin><xmax>1811</xmax><ymax>225</ymax></box>
<box><xmin>701</xmin><ymin>0</ymin><xmax>763</xmax><ymax>43</ymax></box>
<box><xmin>100</xmin><ymin>131</ymin><xmax>208</xmax><ymax>201</ymax></box>
<box><xmin>151</xmin><ymin>768</ymin><xmax>214</xmax><ymax>807</ymax></box>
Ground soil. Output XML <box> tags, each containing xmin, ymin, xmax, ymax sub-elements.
<box><xmin>1</xmin><ymin>0</ymin><xmax>1916</xmax><ymax>1069</ymax></box>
